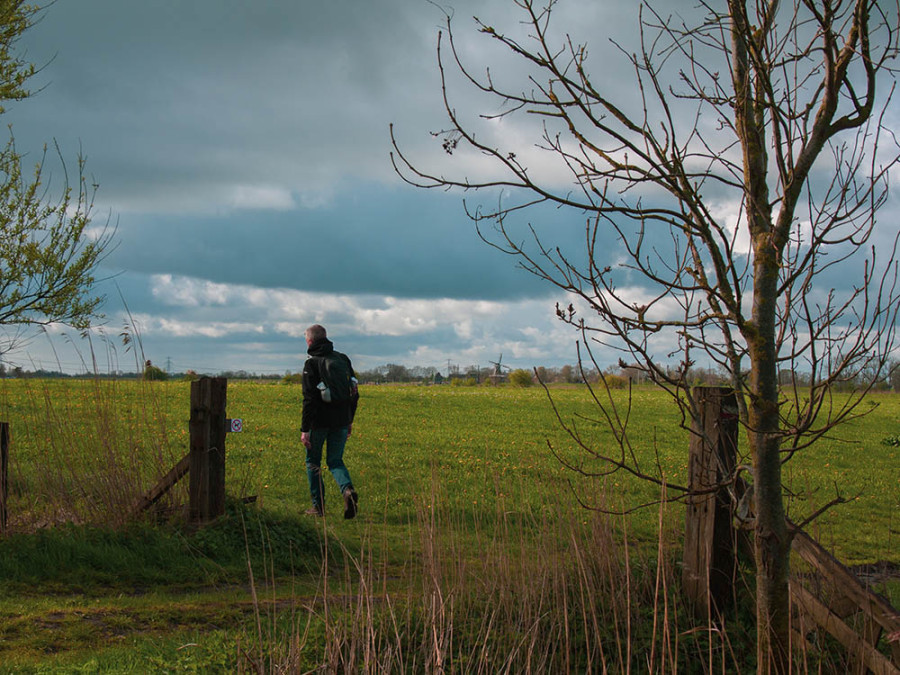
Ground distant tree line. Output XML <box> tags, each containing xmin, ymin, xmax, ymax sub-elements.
<box><xmin>351</xmin><ymin>363</ymin><xmax>588</xmax><ymax>385</ymax></box>
<box><xmin>349</xmin><ymin>361</ymin><xmax>900</xmax><ymax>391</ymax></box>
<box><xmin>0</xmin><ymin>360</ymin><xmax>285</xmax><ymax>382</ymax></box>
<box><xmin>2</xmin><ymin>359</ymin><xmax>898</xmax><ymax>392</ymax></box>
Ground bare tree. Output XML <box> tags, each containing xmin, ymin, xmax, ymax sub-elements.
<box><xmin>392</xmin><ymin>0</ymin><xmax>900</xmax><ymax>670</ymax></box>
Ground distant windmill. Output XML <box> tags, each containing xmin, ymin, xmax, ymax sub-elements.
<box><xmin>489</xmin><ymin>354</ymin><xmax>510</xmax><ymax>382</ymax></box>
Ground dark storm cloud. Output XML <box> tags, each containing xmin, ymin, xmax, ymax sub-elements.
<box><xmin>107</xmin><ymin>185</ymin><xmax>561</xmax><ymax>300</ymax></box>
<box><xmin>5</xmin><ymin>0</ymin><xmax>648</xmax><ymax>298</ymax></box>
<box><xmin>8</xmin><ymin>1</ymin><xmax>442</xmax><ymax>205</ymax></box>
<box><xmin>6</xmin><ymin>0</ymin><xmax>646</xmax><ymax>214</ymax></box>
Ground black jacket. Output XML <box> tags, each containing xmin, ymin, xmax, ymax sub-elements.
<box><xmin>301</xmin><ymin>338</ymin><xmax>359</xmax><ymax>432</ymax></box>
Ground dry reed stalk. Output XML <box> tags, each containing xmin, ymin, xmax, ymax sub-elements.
<box><xmin>242</xmin><ymin>475</ymin><xmax>768</xmax><ymax>672</ymax></box>
<box><xmin>12</xmin><ymin>377</ymin><xmax>184</xmax><ymax>529</ymax></box>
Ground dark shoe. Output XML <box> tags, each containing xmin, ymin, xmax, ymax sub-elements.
<box><xmin>342</xmin><ymin>488</ymin><xmax>358</xmax><ymax>520</ymax></box>
<box><xmin>305</xmin><ymin>506</ymin><xmax>324</xmax><ymax>517</ymax></box>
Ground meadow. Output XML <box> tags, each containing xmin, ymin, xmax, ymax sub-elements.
<box><xmin>0</xmin><ymin>378</ymin><xmax>897</xmax><ymax>672</ymax></box>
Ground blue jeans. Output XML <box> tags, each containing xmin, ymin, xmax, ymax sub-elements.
<box><xmin>306</xmin><ymin>427</ymin><xmax>354</xmax><ymax>509</ymax></box>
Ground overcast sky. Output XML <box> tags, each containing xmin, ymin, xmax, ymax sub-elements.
<box><xmin>2</xmin><ymin>0</ymin><xmax>897</xmax><ymax>376</ymax></box>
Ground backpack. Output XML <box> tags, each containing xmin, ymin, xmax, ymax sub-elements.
<box><xmin>315</xmin><ymin>353</ymin><xmax>357</xmax><ymax>403</ymax></box>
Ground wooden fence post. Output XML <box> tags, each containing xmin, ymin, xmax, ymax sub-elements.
<box><xmin>0</xmin><ymin>422</ymin><xmax>8</xmax><ymax>533</ymax></box>
<box><xmin>683</xmin><ymin>386</ymin><xmax>741</xmax><ymax>618</ymax></box>
<box><xmin>189</xmin><ymin>377</ymin><xmax>227</xmax><ymax>523</ymax></box>
<box><xmin>680</xmin><ymin>389</ymin><xmax>900</xmax><ymax>667</ymax></box>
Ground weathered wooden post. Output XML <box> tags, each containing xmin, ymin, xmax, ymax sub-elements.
<box><xmin>683</xmin><ymin>386</ymin><xmax>741</xmax><ymax>618</ymax></box>
<box><xmin>189</xmin><ymin>377</ymin><xmax>227</xmax><ymax>523</ymax></box>
<box><xmin>0</xmin><ymin>421</ymin><xmax>8</xmax><ymax>533</ymax></box>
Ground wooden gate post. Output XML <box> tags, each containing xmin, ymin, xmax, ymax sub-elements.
<box><xmin>189</xmin><ymin>377</ymin><xmax>227</xmax><ymax>523</ymax></box>
<box><xmin>0</xmin><ymin>422</ymin><xmax>8</xmax><ymax>533</ymax></box>
<box><xmin>683</xmin><ymin>386</ymin><xmax>741</xmax><ymax>618</ymax></box>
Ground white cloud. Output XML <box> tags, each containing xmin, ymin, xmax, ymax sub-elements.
<box><xmin>151</xmin><ymin>275</ymin><xmax>233</xmax><ymax>307</ymax></box>
<box><xmin>132</xmin><ymin>274</ymin><xmax>587</xmax><ymax>371</ymax></box>
<box><xmin>149</xmin><ymin>275</ymin><xmax>518</xmax><ymax>339</ymax></box>
<box><xmin>272</xmin><ymin>322</ymin><xmax>311</xmax><ymax>339</ymax></box>
<box><xmin>227</xmin><ymin>185</ymin><xmax>296</xmax><ymax>211</ymax></box>
<box><xmin>354</xmin><ymin>297</ymin><xmax>504</xmax><ymax>337</ymax></box>
<box><xmin>129</xmin><ymin>313</ymin><xmax>264</xmax><ymax>339</ymax></box>
<box><xmin>9</xmin><ymin>269</ymin><xmax>663</xmax><ymax>374</ymax></box>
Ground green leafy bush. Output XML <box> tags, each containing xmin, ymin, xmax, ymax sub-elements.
<box><xmin>143</xmin><ymin>361</ymin><xmax>168</xmax><ymax>381</ymax></box>
<box><xmin>508</xmin><ymin>369</ymin><xmax>533</xmax><ymax>387</ymax></box>
<box><xmin>601</xmin><ymin>374</ymin><xmax>629</xmax><ymax>389</ymax></box>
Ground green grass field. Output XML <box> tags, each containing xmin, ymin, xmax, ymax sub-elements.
<box><xmin>0</xmin><ymin>379</ymin><xmax>897</xmax><ymax>672</ymax></box>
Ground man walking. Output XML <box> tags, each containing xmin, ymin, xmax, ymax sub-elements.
<box><xmin>300</xmin><ymin>324</ymin><xmax>360</xmax><ymax>519</ymax></box>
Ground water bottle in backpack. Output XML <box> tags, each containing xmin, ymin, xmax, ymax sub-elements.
<box><xmin>317</xmin><ymin>380</ymin><xmax>332</xmax><ymax>403</ymax></box>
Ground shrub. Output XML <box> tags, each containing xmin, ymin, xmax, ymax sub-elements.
<box><xmin>143</xmin><ymin>361</ymin><xmax>168</xmax><ymax>381</ymax></box>
<box><xmin>601</xmin><ymin>373</ymin><xmax>629</xmax><ymax>389</ymax></box>
<box><xmin>508</xmin><ymin>369</ymin><xmax>533</xmax><ymax>387</ymax></box>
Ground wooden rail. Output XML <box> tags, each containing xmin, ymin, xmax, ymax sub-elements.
<box><xmin>790</xmin><ymin>525</ymin><xmax>900</xmax><ymax>674</ymax></box>
<box><xmin>130</xmin><ymin>453</ymin><xmax>190</xmax><ymax>518</ymax></box>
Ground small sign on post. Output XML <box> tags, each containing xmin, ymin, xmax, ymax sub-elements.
<box><xmin>226</xmin><ymin>418</ymin><xmax>243</xmax><ymax>433</ymax></box>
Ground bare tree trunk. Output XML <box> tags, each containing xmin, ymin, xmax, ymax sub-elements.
<box><xmin>749</xmin><ymin>385</ymin><xmax>791</xmax><ymax>671</ymax></box>
<box><xmin>753</xmin><ymin>457</ymin><xmax>791</xmax><ymax>672</ymax></box>
<box><xmin>733</xmin><ymin>6</ymin><xmax>793</xmax><ymax>665</ymax></box>
<box><xmin>747</xmin><ymin>225</ymin><xmax>792</xmax><ymax>673</ymax></box>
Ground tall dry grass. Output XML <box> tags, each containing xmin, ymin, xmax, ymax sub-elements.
<box><xmin>4</xmin><ymin>376</ymin><xmax>185</xmax><ymax>530</ymax></box>
<box><xmin>240</xmin><ymin>479</ymin><xmax>754</xmax><ymax>674</ymax></box>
